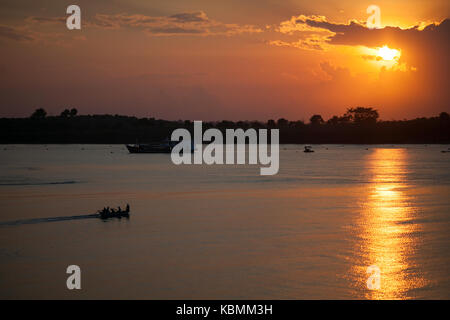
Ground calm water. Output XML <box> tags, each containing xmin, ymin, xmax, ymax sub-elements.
<box><xmin>0</xmin><ymin>144</ymin><xmax>449</xmax><ymax>299</ymax></box>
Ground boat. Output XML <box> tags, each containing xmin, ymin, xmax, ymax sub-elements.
<box><xmin>126</xmin><ymin>143</ymin><xmax>171</xmax><ymax>153</ymax></box>
<box><xmin>126</xmin><ymin>138</ymin><xmax>176</xmax><ymax>153</ymax></box>
<box><xmin>304</xmin><ymin>145</ymin><xmax>314</xmax><ymax>153</ymax></box>
<box><xmin>126</xmin><ymin>138</ymin><xmax>195</xmax><ymax>154</ymax></box>
<box><xmin>97</xmin><ymin>205</ymin><xmax>130</xmax><ymax>220</ymax></box>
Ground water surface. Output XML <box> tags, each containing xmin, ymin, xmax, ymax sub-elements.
<box><xmin>0</xmin><ymin>144</ymin><xmax>449</xmax><ymax>299</ymax></box>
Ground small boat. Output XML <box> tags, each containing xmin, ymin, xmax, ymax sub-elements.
<box><xmin>304</xmin><ymin>145</ymin><xmax>314</xmax><ymax>153</ymax></box>
<box><xmin>126</xmin><ymin>138</ymin><xmax>174</xmax><ymax>153</ymax></box>
<box><xmin>126</xmin><ymin>143</ymin><xmax>171</xmax><ymax>153</ymax></box>
<box><xmin>98</xmin><ymin>205</ymin><xmax>130</xmax><ymax>220</ymax></box>
<box><xmin>126</xmin><ymin>138</ymin><xmax>194</xmax><ymax>154</ymax></box>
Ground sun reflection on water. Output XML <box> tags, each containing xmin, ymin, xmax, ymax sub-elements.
<box><xmin>356</xmin><ymin>148</ymin><xmax>426</xmax><ymax>299</ymax></box>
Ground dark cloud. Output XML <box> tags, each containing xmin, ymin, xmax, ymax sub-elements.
<box><xmin>18</xmin><ymin>11</ymin><xmax>261</xmax><ymax>36</ymax></box>
<box><xmin>269</xmin><ymin>15</ymin><xmax>450</xmax><ymax>116</ymax></box>
<box><xmin>0</xmin><ymin>25</ymin><xmax>33</xmax><ymax>41</ymax></box>
<box><xmin>146</xmin><ymin>27</ymin><xmax>203</xmax><ymax>34</ymax></box>
<box><xmin>26</xmin><ymin>16</ymin><xmax>65</xmax><ymax>24</ymax></box>
<box><xmin>302</xmin><ymin>18</ymin><xmax>450</xmax><ymax>69</ymax></box>
<box><xmin>169</xmin><ymin>12</ymin><xmax>209</xmax><ymax>23</ymax></box>
<box><xmin>299</xmin><ymin>17</ymin><xmax>450</xmax><ymax>109</ymax></box>
<box><xmin>89</xmin><ymin>12</ymin><xmax>262</xmax><ymax>36</ymax></box>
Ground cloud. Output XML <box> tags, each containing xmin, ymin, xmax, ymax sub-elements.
<box><xmin>25</xmin><ymin>16</ymin><xmax>66</xmax><ymax>25</ymax></box>
<box><xmin>90</xmin><ymin>11</ymin><xmax>262</xmax><ymax>36</ymax></box>
<box><xmin>273</xmin><ymin>14</ymin><xmax>449</xmax><ymax>61</ymax></box>
<box><xmin>0</xmin><ymin>22</ymin><xmax>87</xmax><ymax>47</ymax></box>
<box><xmin>0</xmin><ymin>25</ymin><xmax>34</xmax><ymax>41</ymax></box>
<box><xmin>0</xmin><ymin>10</ymin><xmax>261</xmax><ymax>46</ymax></box>
<box><xmin>361</xmin><ymin>54</ymin><xmax>383</xmax><ymax>61</ymax></box>
<box><xmin>273</xmin><ymin>15</ymin><xmax>449</xmax><ymax>97</ymax></box>
<box><xmin>301</xmin><ymin>16</ymin><xmax>447</xmax><ymax>48</ymax></box>
<box><xmin>0</xmin><ymin>10</ymin><xmax>261</xmax><ymax>48</ymax></box>
<box><xmin>302</xmin><ymin>16</ymin><xmax>450</xmax><ymax>109</ymax></box>
<box><xmin>169</xmin><ymin>12</ymin><xmax>209</xmax><ymax>23</ymax></box>
<box><xmin>276</xmin><ymin>14</ymin><xmax>329</xmax><ymax>34</ymax></box>
<box><xmin>271</xmin><ymin>14</ymin><xmax>450</xmax><ymax>116</ymax></box>
<box><xmin>293</xmin><ymin>16</ymin><xmax>450</xmax><ymax>68</ymax></box>
<box><xmin>320</xmin><ymin>61</ymin><xmax>350</xmax><ymax>78</ymax></box>
<box><xmin>23</xmin><ymin>11</ymin><xmax>262</xmax><ymax>36</ymax></box>
<box><xmin>269</xmin><ymin>14</ymin><xmax>336</xmax><ymax>51</ymax></box>
<box><xmin>269</xmin><ymin>33</ymin><xmax>332</xmax><ymax>51</ymax></box>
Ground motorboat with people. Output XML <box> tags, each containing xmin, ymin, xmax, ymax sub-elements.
<box><xmin>97</xmin><ymin>204</ymin><xmax>130</xmax><ymax>219</ymax></box>
<box><xmin>304</xmin><ymin>145</ymin><xmax>314</xmax><ymax>153</ymax></box>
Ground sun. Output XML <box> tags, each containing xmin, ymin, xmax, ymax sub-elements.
<box><xmin>377</xmin><ymin>45</ymin><xmax>401</xmax><ymax>61</ymax></box>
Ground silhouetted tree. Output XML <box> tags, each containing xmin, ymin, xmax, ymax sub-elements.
<box><xmin>236</xmin><ymin>121</ymin><xmax>248</xmax><ymax>129</ymax></box>
<box><xmin>345</xmin><ymin>107</ymin><xmax>379</xmax><ymax>124</ymax></box>
<box><xmin>217</xmin><ymin>120</ymin><xmax>235</xmax><ymax>128</ymax></box>
<box><xmin>327</xmin><ymin>114</ymin><xmax>351</xmax><ymax>125</ymax></box>
<box><xmin>277</xmin><ymin>118</ymin><xmax>289</xmax><ymax>127</ymax></box>
<box><xmin>60</xmin><ymin>109</ymin><xmax>70</xmax><ymax>117</ymax></box>
<box><xmin>30</xmin><ymin>108</ymin><xmax>47</xmax><ymax>119</ymax></box>
<box><xmin>2</xmin><ymin>109</ymin><xmax>449</xmax><ymax>144</ymax></box>
<box><xmin>250</xmin><ymin>121</ymin><xmax>263</xmax><ymax>128</ymax></box>
<box><xmin>327</xmin><ymin>116</ymin><xmax>339</xmax><ymax>125</ymax></box>
<box><xmin>310</xmin><ymin>114</ymin><xmax>324</xmax><ymax>125</ymax></box>
<box><xmin>439</xmin><ymin>112</ymin><xmax>450</xmax><ymax>121</ymax></box>
<box><xmin>290</xmin><ymin>120</ymin><xmax>305</xmax><ymax>128</ymax></box>
<box><xmin>70</xmin><ymin>108</ymin><xmax>78</xmax><ymax>117</ymax></box>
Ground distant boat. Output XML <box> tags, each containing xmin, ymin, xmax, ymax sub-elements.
<box><xmin>126</xmin><ymin>143</ymin><xmax>172</xmax><ymax>153</ymax></box>
<box><xmin>126</xmin><ymin>138</ymin><xmax>175</xmax><ymax>153</ymax></box>
<box><xmin>304</xmin><ymin>145</ymin><xmax>314</xmax><ymax>153</ymax></box>
<box><xmin>126</xmin><ymin>138</ymin><xmax>195</xmax><ymax>154</ymax></box>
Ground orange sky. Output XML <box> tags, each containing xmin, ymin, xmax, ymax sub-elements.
<box><xmin>0</xmin><ymin>0</ymin><xmax>449</xmax><ymax>120</ymax></box>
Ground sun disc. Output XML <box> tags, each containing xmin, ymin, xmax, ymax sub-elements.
<box><xmin>377</xmin><ymin>45</ymin><xmax>400</xmax><ymax>61</ymax></box>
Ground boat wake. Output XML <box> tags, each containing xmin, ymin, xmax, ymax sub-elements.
<box><xmin>0</xmin><ymin>213</ymin><xmax>99</xmax><ymax>226</ymax></box>
<box><xmin>0</xmin><ymin>180</ymin><xmax>78</xmax><ymax>186</ymax></box>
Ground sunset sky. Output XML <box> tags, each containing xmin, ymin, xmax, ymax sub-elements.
<box><xmin>0</xmin><ymin>0</ymin><xmax>449</xmax><ymax>121</ymax></box>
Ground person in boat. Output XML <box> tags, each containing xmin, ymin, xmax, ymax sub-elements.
<box><xmin>125</xmin><ymin>204</ymin><xmax>130</xmax><ymax>213</ymax></box>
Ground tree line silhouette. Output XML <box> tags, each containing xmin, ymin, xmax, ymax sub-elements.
<box><xmin>1</xmin><ymin>107</ymin><xmax>449</xmax><ymax>143</ymax></box>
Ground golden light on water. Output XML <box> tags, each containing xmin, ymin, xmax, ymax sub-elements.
<box><xmin>356</xmin><ymin>148</ymin><xmax>426</xmax><ymax>299</ymax></box>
